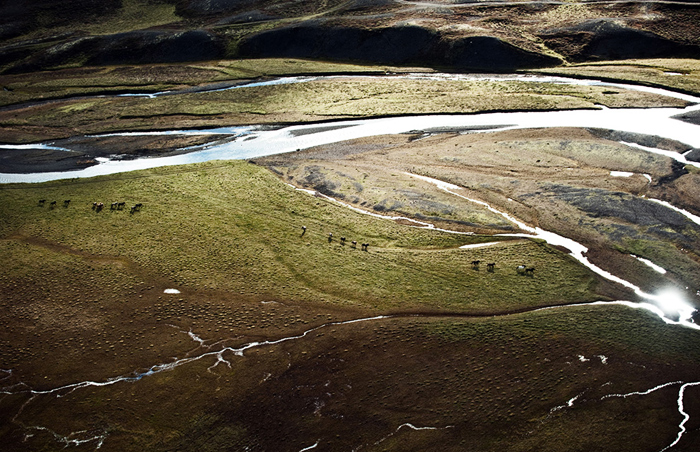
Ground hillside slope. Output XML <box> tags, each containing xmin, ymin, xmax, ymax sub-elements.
<box><xmin>2</xmin><ymin>0</ymin><xmax>700</xmax><ymax>73</ymax></box>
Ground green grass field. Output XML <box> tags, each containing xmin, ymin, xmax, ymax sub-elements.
<box><xmin>0</xmin><ymin>160</ymin><xmax>604</xmax><ymax>313</ymax></box>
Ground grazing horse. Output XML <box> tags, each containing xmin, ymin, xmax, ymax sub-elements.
<box><xmin>63</xmin><ymin>200</ymin><xmax>70</xmax><ymax>207</ymax></box>
<box><xmin>38</xmin><ymin>199</ymin><xmax>46</xmax><ymax>206</ymax></box>
<box><xmin>328</xmin><ymin>233</ymin><xmax>333</xmax><ymax>243</ymax></box>
<box><xmin>487</xmin><ymin>263</ymin><xmax>495</xmax><ymax>272</ymax></box>
<box><xmin>130</xmin><ymin>205</ymin><xmax>137</xmax><ymax>214</ymax></box>
<box><xmin>117</xmin><ymin>202</ymin><xmax>126</xmax><ymax>210</ymax></box>
<box><xmin>95</xmin><ymin>202</ymin><xmax>104</xmax><ymax>212</ymax></box>
<box><xmin>471</xmin><ymin>260</ymin><xmax>481</xmax><ymax>269</ymax></box>
<box><xmin>340</xmin><ymin>237</ymin><xmax>346</xmax><ymax>245</ymax></box>
<box><xmin>301</xmin><ymin>226</ymin><xmax>307</xmax><ymax>237</ymax></box>
<box><xmin>516</xmin><ymin>265</ymin><xmax>527</xmax><ymax>275</ymax></box>
<box><xmin>525</xmin><ymin>267</ymin><xmax>535</xmax><ymax>276</ymax></box>
<box><xmin>361</xmin><ymin>243</ymin><xmax>369</xmax><ymax>251</ymax></box>
<box><xmin>49</xmin><ymin>201</ymin><xmax>57</xmax><ymax>208</ymax></box>
<box><xmin>134</xmin><ymin>203</ymin><xmax>143</xmax><ymax>210</ymax></box>
<box><xmin>351</xmin><ymin>241</ymin><xmax>357</xmax><ymax>248</ymax></box>
<box><xmin>111</xmin><ymin>202</ymin><xmax>118</xmax><ymax>210</ymax></box>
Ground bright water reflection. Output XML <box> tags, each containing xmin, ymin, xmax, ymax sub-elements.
<box><xmin>2</xmin><ymin>74</ymin><xmax>700</xmax><ymax>183</ymax></box>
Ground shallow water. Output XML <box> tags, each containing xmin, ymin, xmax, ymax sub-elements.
<box><xmin>2</xmin><ymin>74</ymin><xmax>700</xmax><ymax>183</ymax></box>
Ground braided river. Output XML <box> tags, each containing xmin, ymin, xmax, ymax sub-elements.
<box><xmin>3</xmin><ymin>73</ymin><xmax>700</xmax><ymax>451</ymax></box>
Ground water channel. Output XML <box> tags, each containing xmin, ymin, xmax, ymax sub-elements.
<box><xmin>2</xmin><ymin>73</ymin><xmax>700</xmax><ymax>184</ymax></box>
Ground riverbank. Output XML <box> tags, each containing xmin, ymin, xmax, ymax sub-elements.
<box><xmin>259</xmin><ymin>126</ymin><xmax>700</xmax><ymax>300</ymax></box>
<box><xmin>1</xmin><ymin>59</ymin><xmax>696</xmax><ymax>145</ymax></box>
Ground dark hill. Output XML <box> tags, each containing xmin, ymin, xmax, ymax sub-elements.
<box><xmin>238</xmin><ymin>24</ymin><xmax>559</xmax><ymax>71</ymax></box>
<box><xmin>1</xmin><ymin>0</ymin><xmax>700</xmax><ymax>73</ymax></box>
<box><xmin>540</xmin><ymin>19</ymin><xmax>700</xmax><ymax>62</ymax></box>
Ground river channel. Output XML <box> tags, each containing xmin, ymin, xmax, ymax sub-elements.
<box><xmin>2</xmin><ymin>73</ymin><xmax>700</xmax><ymax>184</ymax></box>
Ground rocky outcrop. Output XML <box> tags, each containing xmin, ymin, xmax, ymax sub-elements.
<box><xmin>8</xmin><ymin>30</ymin><xmax>226</xmax><ymax>73</ymax></box>
<box><xmin>238</xmin><ymin>24</ymin><xmax>439</xmax><ymax>66</ymax></box>
<box><xmin>540</xmin><ymin>19</ymin><xmax>700</xmax><ymax>62</ymax></box>
<box><xmin>445</xmin><ymin>36</ymin><xmax>559</xmax><ymax>71</ymax></box>
<box><xmin>238</xmin><ymin>24</ymin><xmax>560</xmax><ymax>71</ymax></box>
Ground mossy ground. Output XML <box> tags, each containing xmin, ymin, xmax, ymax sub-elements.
<box><xmin>5</xmin><ymin>160</ymin><xmax>697</xmax><ymax>451</ymax></box>
<box><xmin>263</xmin><ymin>127</ymin><xmax>700</xmax><ymax>295</ymax></box>
<box><xmin>532</xmin><ymin>59</ymin><xmax>700</xmax><ymax>96</ymax></box>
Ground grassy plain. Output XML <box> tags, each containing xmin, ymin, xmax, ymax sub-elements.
<box><xmin>1</xmin><ymin>161</ymin><xmax>700</xmax><ymax>451</ymax></box>
<box><xmin>261</xmin><ymin>127</ymin><xmax>700</xmax><ymax>294</ymax></box>
<box><xmin>532</xmin><ymin>58</ymin><xmax>700</xmax><ymax>96</ymax></box>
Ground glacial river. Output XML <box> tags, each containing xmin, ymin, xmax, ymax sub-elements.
<box><xmin>2</xmin><ymin>73</ymin><xmax>700</xmax><ymax>184</ymax></box>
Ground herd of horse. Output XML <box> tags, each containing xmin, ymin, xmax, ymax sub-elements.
<box><xmin>320</xmin><ymin>231</ymin><xmax>370</xmax><ymax>251</ymax></box>
<box><xmin>35</xmin><ymin>202</ymin><xmax>535</xmax><ymax>276</ymax></box>
<box><xmin>304</xmin><ymin>226</ymin><xmax>535</xmax><ymax>275</ymax></box>
<box><xmin>38</xmin><ymin>199</ymin><xmax>70</xmax><ymax>208</ymax></box>
<box><xmin>38</xmin><ymin>199</ymin><xmax>143</xmax><ymax>214</ymax></box>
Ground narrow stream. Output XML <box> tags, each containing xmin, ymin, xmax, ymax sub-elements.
<box><xmin>406</xmin><ymin>172</ymin><xmax>700</xmax><ymax>328</ymax></box>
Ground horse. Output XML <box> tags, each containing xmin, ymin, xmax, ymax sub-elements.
<box><xmin>351</xmin><ymin>241</ymin><xmax>357</xmax><ymax>248</ymax></box>
<box><xmin>301</xmin><ymin>226</ymin><xmax>307</xmax><ymax>237</ymax></box>
<box><xmin>516</xmin><ymin>265</ymin><xmax>527</xmax><ymax>275</ymax></box>
<box><xmin>361</xmin><ymin>243</ymin><xmax>369</xmax><ymax>251</ymax></box>
<box><xmin>63</xmin><ymin>200</ymin><xmax>70</xmax><ymax>207</ymax></box>
<box><xmin>38</xmin><ymin>199</ymin><xmax>46</xmax><ymax>206</ymax></box>
<box><xmin>525</xmin><ymin>267</ymin><xmax>535</xmax><ymax>276</ymax></box>
<box><xmin>111</xmin><ymin>202</ymin><xmax>118</xmax><ymax>210</ymax></box>
<box><xmin>95</xmin><ymin>202</ymin><xmax>104</xmax><ymax>212</ymax></box>
<box><xmin>49</xmin><ymin>201</ymin><xmax>57</xmax><ymax>208</ymax></box>
<box><xmin>134</xmin><ymin>203</ymin><xmax>143</xmax><ymax>210</ymax></box>
<box><xmin>487</xmin><ymin>263</ymin><xmax>495</xmax><ymax>272</ymax></box>
<box><xmin>328</xmin><ymin>233</ymin><xmax>333</xmax><ymax>243</ymax></box>
<box><xmin>340</xmin><ymin>237</ymin><xmax>346</xmax><ymax>245</ymax></box>
<box><xmin>117</xmin><ymin>202</ymin><xmax>126</xmax><ymax>210</ymax></box>
<box><xmin>471</xmin><ymin>260</ymin><xmax>481</xmax><ymax>268</ymax></box>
